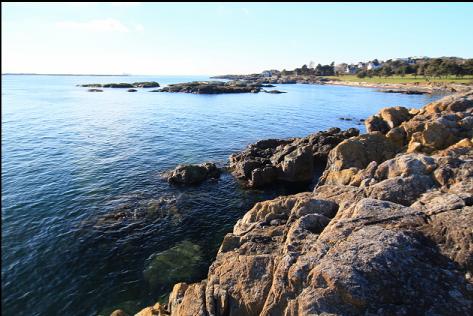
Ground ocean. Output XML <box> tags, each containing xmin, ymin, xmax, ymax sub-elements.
<box><xmin>1</xmin><ymin>74</ymin><xmax>442</xmax><ymax>315</ymax></box>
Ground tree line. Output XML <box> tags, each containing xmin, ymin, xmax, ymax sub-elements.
<box><xmin>279</xmin><ymin>58</ymin><xmax>473</xmax><ymax>79</ymax></box>
<box><xmin>356</xmin><ymin>58</ymin><xmax>473</xmax><ymax>79</ymax></box>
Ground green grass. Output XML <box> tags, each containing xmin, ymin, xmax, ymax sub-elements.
<box><xmin>322</xmin><ymin>74</ymin><xmax>473</xmax><ymax>84</ymax></box>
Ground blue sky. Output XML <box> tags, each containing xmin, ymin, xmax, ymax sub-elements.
<box><xmin>2</xmin><ymin>2</ymin><xmax>473</xmax><ymax>75</ymax></box>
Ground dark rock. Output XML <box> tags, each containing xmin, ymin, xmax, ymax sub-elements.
<box><xmin>230</xmin><ymin>128</ymin><xmax>359</xmax><ymax>188</ymax></box>
<box><xmin>103</xmin><ymin>83</ymin><xmax>134</xmax><ymax>88</ymax></box>
<box><xmin>132</xmin><ymin>81</ymin><xmax>160</xmax><ymax>88</ymax></box>
<box><xmin>87</xmin><ymin>88</ymin><xmax>103</xmax><ymax>92</ymax></box>
<box><xmin>127</xmin><ymin>89</ymin><xmax>137</xmax><ymax>92</ymax></box>
<box><xmin>157</xmin><ymin>80</ymin><xmax>263</xmax><ymax>94</ymax></box>
<box><xmin>164</xmin><ymin>162</ymin><xmax>221</xmax><ymax>185</ymax></box>
<box><xmin>264</xmin><ymin>90</ymin><xmax>287</xmax><ymax>94</ymax></box>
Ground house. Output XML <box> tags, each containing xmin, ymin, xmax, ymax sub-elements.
<box><xmin>345</xmin><ymin>64</ymin><xmax>358</xmax><ymax>74</ymax></box>
<box><xmin>261</xmin><ymin>70</ymin><xmax>273</xmax><ymax>77</ymax></box>
<box><xmin>367</xmin><ymin>61</ymin><xmax>382</xmax><ymax>70</ymax></box>
<box><xmin>335</xmin><ymin>63</ymin><xmax>348</xmax><ymax>74</ymax></box>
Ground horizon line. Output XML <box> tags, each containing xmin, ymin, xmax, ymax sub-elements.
<box><xmin>1</xmin><ymin>73</ymin><xmax>218</xmax><ymax>77</ymax></box>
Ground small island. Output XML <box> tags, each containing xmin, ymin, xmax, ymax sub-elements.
<box><xmin>78</xmin><ymin>81</ymin><xmax>160</xmax><ymax>88</ymax></box>
<box><xmin>150</xmin><ymin>81</ymin><xmax>287</xmax><ymax>94</ymax></box>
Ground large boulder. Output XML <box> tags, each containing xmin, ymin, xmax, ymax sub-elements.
<box><xmin>164</xmin><ymin>163</ymin><xmax>221</xmax><ymax>185</ymax></box>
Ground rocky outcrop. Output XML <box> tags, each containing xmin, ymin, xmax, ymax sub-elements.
<box><xmin>229</xmin><ymin>128</ymin><xmax>359</xmax><ymax>188</ymax></box>
<box><xmin>132</xmin><ymin>92</ymin><xmax>473</xmax><ymax>316</ymax></box>
<box><xmin>263</xmin><ymin>90</ymin><xmax>286</xmax><ymax>94</ymax></box>
<box><xmin>163</xmin><ymin>163</ymin><xmax>221</xmax><ymax>185</ymax></box>
<box><xmin>133</xmin><ymin>82</ymin><xmax>160</xmax><ymax>88</ymax></box>
<box><xmin>78</xmin><ymin>81</ymin><xmax>160</xmax><ymax>89</ymax></box>
<box><xmin>157</xmin><ymin>81</ymin><xmax>265</xmax><ymax>94</ymax></box>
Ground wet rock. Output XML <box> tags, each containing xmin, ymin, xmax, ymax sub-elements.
<box><xmin>109</xmin><ymin>309</ymin><xmax>128</xmax><ymax>316</ymax></box>
<box><xmin>264</xmin><ymin>90</ymin><xmax>286</xmax><ymax>94</ymax></box>
<box><xmin>164</xmin><ymin>163</ymin><xmax>221</xmax><ymax>185</ymax></box>
<box><xmin>87</xmin><ymin>88</ymin><xmax>103</xmax><ymax>92</ymax></box>
<box><xmin>127</xmin><ymin>89</ymin><xmax>137</xmax><ymax>92</ymax></box>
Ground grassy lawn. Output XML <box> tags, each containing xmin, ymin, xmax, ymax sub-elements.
<box><xmin>322</xmin><ymin>74</ymin><xmax>473</xmax><ymax>84</ymax></box>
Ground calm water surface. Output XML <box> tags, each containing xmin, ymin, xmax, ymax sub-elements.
<box><xmin>1</xmin><ymin>75</ymin><xmax>442</xmax><ymax>315</ymax></box>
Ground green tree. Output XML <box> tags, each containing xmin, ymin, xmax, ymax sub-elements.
<box><xmin>381</xmin><ymin>66</ymin><xmax>393</xmax><ymax>77</ymax></box>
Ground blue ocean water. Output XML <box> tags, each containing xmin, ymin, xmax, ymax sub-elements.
<box><xmin>1</xmin><ymin>75</ymin><xmax>442</xmax><ymax>315</ymax></box>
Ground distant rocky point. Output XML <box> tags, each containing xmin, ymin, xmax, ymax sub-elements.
<box><xmin>78</xmin><ymin>81</ymin><xmax>160</xmax><ymax>88</ymax></box>
<box><xmin>157</xmin><ymin>80</ymin><xmax>270</xmax><ymax>94</ymax></box>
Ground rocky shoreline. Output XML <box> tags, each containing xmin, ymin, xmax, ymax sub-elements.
<box><xmin>156</xmin><ymin>81</ymin><xmax>286</xmax><ymax>94</ymax></box>
<box><xmin>211</xmin><ymin>74</ymin><xmax>473</xmax><ymax>95</ymax></box>
<box><xmin>322</xmin><ymin>79</ymin><xmax>472</xmax><ymax>95</ymax></box>
<box><xmin>120</xmin><ymin>91</ymin><xmax>473</xmax><ymax>316</ymax></box>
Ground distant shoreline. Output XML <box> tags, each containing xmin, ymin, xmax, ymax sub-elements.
<box><xmin>2</xmin><ymin>73</ymin><xmax>131</xmax><ymax>76</ymax></box>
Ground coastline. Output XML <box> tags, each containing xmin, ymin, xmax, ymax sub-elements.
<box><xmin>125</xmin><ymin>91</ymin><xmax>473</xmax><ymax>316</ymax></box>
<box><xmin>320</xmin><ymin>79</ymin><xmax>472</xmax><ymax>94</ymax></box>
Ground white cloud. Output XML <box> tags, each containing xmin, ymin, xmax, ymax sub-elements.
<box><xmin>55</xmin><ymin>19</ymin><xmax>130</xmax><ymax>32</ymax></box>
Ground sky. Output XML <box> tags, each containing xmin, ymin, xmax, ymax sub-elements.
<box><xmin>2</xmin><ymin>2</ymin><xmax>473</xmax><ymax>75</ymax></box>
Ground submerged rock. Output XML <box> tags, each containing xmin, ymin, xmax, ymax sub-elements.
<box><xmin>264</xmin><ymin>90</ymin><xmax>286</xmax><ymax>94</ymax></box>
<box><xmin>143</xmin><ymin>240</ymin><xmax>203</xmax><ymax>291</ymax></box>
<box><xmin>127</xmin><ymin>89</ymin><xmax>137</xmax><ymax>92</ymax></box>
<box><xmin>87</xmin><ymin>88</ymin><xmax>103</xmax><ymax>92</ymax></box>
<box><xmin>163</xmin><ymin>163</ymin><xmax>221</xmax><ymax>185</ymax></box>
<box><xmin>82</xmin><ymin>194</ymin><xmax>181</xmax><ymax>230</ymax></box>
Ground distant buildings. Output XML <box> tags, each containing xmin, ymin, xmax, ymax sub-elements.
<box><xmin>261</xmin><ymin>69</ymin><xmax>281</xmax><ymax>77</ymax></box>
<box><xmin>367</xmin><ymin>61</ymin><xmax>382</xmax><ymax>70</ymax></box>
<box><xmin>345</xmin><ymin>65</ymin><xmax>358</xmax><ymax>74</ymax></box>
<box><xmin>262</xmin><ymin>70</ymin><xmax>272</xmax><ymax>77</ymax></box>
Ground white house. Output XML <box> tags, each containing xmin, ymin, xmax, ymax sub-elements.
<box><xmin>261</xmin><ymin>70</ymin><xmax>272</xmax><ymax>77</ymax></box>
<box><xmin>335</xmin><ymin>63</ymin><xmax>348</xmax><ymax>74</ymax></box>
<box><xmin>345</xmin><ymin>64</ymin><xmax>358</xmax><ymax>74</ymax></box>
<box><xmin>367</xmin><ymin>62</ymin><xmax>382</xmax><ymax>70</ymax></box>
